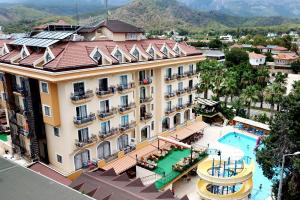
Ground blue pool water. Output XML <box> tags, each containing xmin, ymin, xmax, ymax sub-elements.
<box><xmin>218</xmin><ymin>132</ymin><xmax>273</xmax><ymax>200</ymax></box>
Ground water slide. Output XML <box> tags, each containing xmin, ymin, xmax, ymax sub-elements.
<box><xmin>197</xmin><ymin>179</ymin><xmax>253</xmax><ymax>200</ymax></box>
<box><xmin>197</xmin><ymin>159</ymin><xmax>255</xmax><ymax>186</ymax></box>
<box><xmin>196</xmin><ymin>158</ymin><xmax>255</xmax><ymax>200</ymax></box>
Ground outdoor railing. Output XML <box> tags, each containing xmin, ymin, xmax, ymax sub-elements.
<box><xmin>118</xmin><ymin>102</ymin><xmax>136</xmax><ymax>113</ymax></box>
<box><xmin>176</xmin><ymin>73</ymin><xmax>187</xmax><ymax>79</ymax></box>
<box><xmin>70</xmin><ymin>90</ymin><xmax>94</xmax><ymax>102</ymax></box>
<box><xmin>117</xmin><ymin>82</ymin><xmax>135</xmax><ymax>92</ymax></box>
<box><xmin>139</xmin><ymin>78</ymin><xmax>152</xmax><ymax>85</ymax></box>
<box><xmin>95</xmin><ymin>87</ymin><xmax>116</xmax><ymax>97</ymax></box>
<box><xmin>97</xmin><ymin>108</ymin><xmax>117</xmax><ymax>119</ymax></box>
<box><xmin>140</xmin><ymin>112</ymin><xmax>153</xmax><ymax>121</ymax></box>
<box><xmin>176</xmin><ymin>88</ymin><xmax>187</xmax><ymax>96</ymax></box>
<box><xmin>73</xmin><ymin>113</ymin><xmax>96</xmax><ymax>125</ymax></box>
<box><xmin>165</xmin><ymin>107</ymin><xmax>176</xmax><ymax>115</ymax></box>
<box><xmin>165</xmin><ymin>92</ymin><xmax>176</xmax><ymax>99</ymax></box>
<box><xmin>164</xmin><ymin>74</ymin><xmax>177</xmax><ymax>82</ymax></box>
<box><xmin>185</xmin><ymin>70</ymin><xmax>197</xmax><ymax>77</ymax></box>
<box><xmin>119</xmin><ymin>121</ymin><xmax>136</xmax><ymax>132</ymax></box>
<box><xmin>14</xmin><ymin>85</ymin><xmax>27</xmax><ymax>96</ymax></box>
<box><xmin>74</xmin><ymin>134</ymin><xmax>97</xmax><ymax>148</ymax></box>
<box><xmin>140</xmin><ymin>96</ymin><xmax>153</xmax><ymax>103</ymax></box>
<box><xmin>99</xmin><ymin>128</ymin><xmax>120</xmax><ymax>139</ymax></box>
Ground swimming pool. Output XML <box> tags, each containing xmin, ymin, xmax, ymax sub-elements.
<box><xmin>218</xmin><ymin>132</ymin><xmax>273</xmax><ymax>200</ymax></box>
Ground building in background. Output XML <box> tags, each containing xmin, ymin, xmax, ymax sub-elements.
<box><xmin>0</xmin><ymin>20</ymin><xmax>204</xmax><ymax>174</ymax></box>
<box><xmin>248</xmin><ymin>52</ymin><xmax>266</xmax><ymax>66</ymax></box>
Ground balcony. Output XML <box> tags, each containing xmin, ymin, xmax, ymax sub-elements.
<box><xmin>118</xmin><ymin>102</ymin><xmax>136</xmax><ymax>114</ymax></box>
<box><xmin>119</xmin><ymin>121</ymin><xmax>136</xmax><ymax>133</ymax></box>
<box><xmin>140</xmin><ymin>112</ymin><xmax>153</xmax><ymax>122</ymax></box>
<box><xmin>176</xmin><ymin>104</ymin><xmax>186</xmax><ymax>111</ymax></box>
<box><xmin>165</xmin><ymin>92</ymin><xmax>176</xmax><ymax>100</ymax></box>
<box><xmin>96</xmin><ymin>87</ymin><xmax>116</xmax><ymax>98</ymax></box>
<box><xmin>176</xmin><ymin>89</ymin><xmax>187</xmax><ymax>96</ymax></box>
<box><xmin>186</xmin><ymin>70</ymin><xmax>197</xmax><ymax>77</ymax></box>
<box><xmin>165</xmin><ymin>107</ymin><xmax>176</xmax><ymax>115</ymax></box>
<box><xmin>186</xmin><ymin>86</ymin><xmax>197</xmax><ymax>93</ymax></box>
<box><xmin>70</xmin><ymin>90</ymin><xmax>94</xmax><ymax>104</ymax></box>
<box><xmin>13</xmin><ymin>85</ymin><xmax>27</xmax><ymax>96</ymax></box>
<box><xmin>185</xmin><ymin>102</ymin><xmax>194</xmax><ymax>108</ymax></box>
<box><xmin>117</xmin><ymin>82</ymin><xmax>135</xmax><ymax>94</ymax></box>
<box><xmin>73</xmin><ymin>113</ymin><xmax>96</xmax><ymax>127</ymax></box>
<box><xmin>164</xmin><ymin>75</ymin><xmax>177</xmax><ymax>82</ymax></box>
<box><xmin>176</xmin><ymin>73</ymin><xmax>188</xmax><ymax>80</ymax></box>
<box><xmin>74</xmin><ymin>134</ymin><xmax>98</xmax><ymax>149</ymax></box>
<box><xmin>140</xmin><ymin>96</ymin><xmax>153</xmax><ymax>104</ymax></box>
<box><xmin>97</xmin><ymin>108</ymin><xmax>117</xmax><ymax>121</ymax></box>
<box><xmin>139</xmin><ymin>78</ymin><xmax>152</xmax><ymax>85</ymax></box>
<box><xmin>99</xmin><ymin>128</ymin><xmax>120</xmax><ymax>140</ymax></box>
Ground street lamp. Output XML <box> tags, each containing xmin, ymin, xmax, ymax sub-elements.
<box><xmin>277</xmin><ymin>151</ymin><xmax>300</xmax><ymax>200</ymax></box>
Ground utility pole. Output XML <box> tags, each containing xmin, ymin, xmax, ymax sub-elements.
<box><xmin>105</xmin><ymin>0</ymin><xmax>109</xmax><ymax>21</ymax></box>
<box><xmin>75</xmin><ymin>0</ymin><xmax>79</xmax><ymax>25</ymax></box>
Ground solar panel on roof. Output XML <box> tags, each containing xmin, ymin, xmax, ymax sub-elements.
<box><xmin>32</xmin><ymin>31</ymin><xmax>73</xmax><ymax>40</ymax></box>
<box><xmin>11</xmin><ymin>38</ymin><xmax>59</xmax><ymax>48</ymax></box>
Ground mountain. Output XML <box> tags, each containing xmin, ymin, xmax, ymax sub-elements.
<box><xmin>179</xmin><ymin>0</ymin><xmax>300</xmax><ymax>18</ymax></box>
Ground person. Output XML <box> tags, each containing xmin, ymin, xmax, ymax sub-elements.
<box><xmin>234</xmin><ymin>132</ymin><xmax>237</xmax><ymax>137</ymax></box>
<box><xmin>247</xmin><ymin>145</ymin><xmax>250</xmax><ymax>149</ymax></box>
<box><xmin>259</xmin><ymin>184</ymin><xmax>262</xmax><ymax>190</ymax></box>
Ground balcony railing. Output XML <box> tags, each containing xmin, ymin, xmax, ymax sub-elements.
<box><xmin>70</xmin><ymin>90</ymin><xmax>94</xmax><ymax>102</ymax></box>
<box><xmin>185</xmin><ymin>102</ymin><xmax>193</xmax><ymax>108</ymax></box>
<box><xmin>14</xmin><ymin>85</ymin><xmax>27</xmax><ymax>96</ymax></box>
<box><xmin>96</xmin><ymin>87</ymin><xmax>116</xmax><ymax>97</ymax></box>
<box><xmin>139</xmin><ymin>78</ymin><xmax>152</xmax><ymax>85</ymax></box>
<box><xmin>97</xmin><ymin>108</ymin><xmax>117</xmax><ymax>119</ymax></box>
<box><xmin>165</xmin><ymin>92</ymin><xmax>176</xmax><ymax>99</ymax></box>
<box><xmin>186</xmin><ymin>70</ymin><xmax>197</xmax><ymax>77</ymax></box>
<box><xmin>140</xmin><ymin>112</ymin><xmax>153</xmax><ymax>121</ymax></box>
<box><xmin>117</xmin><ymin>82</ymin><xmax>135</xmax><ymax>93</ymax></box>
<box><xmin>140</xmin><ymin>96</ymin><xmax>153</xmax><ymax>104</ymax></box>
<box><xmin>73</xmin><ymin>113</ymin><xmax>96</xmax><ymax>125</ymax></box>
<box><xmin>176</xmin><ymin>88</ymin><xmax>187</xmax><ymax>96</ymax></box>
<box><xmin>118</xmin><ymin>102</ymin><xmax>136</xmax><ymax>113</ymax></box>
<box><xmin>74</xmin><ymin>134</ymin><xmax>97</xmax><ymax>148</ymax></box>
<box><xmin>176</xmin><ymin>73</ymin><xmax>187</xmax><ymax>79</ymax></box>
<box><xmin>99</xmin><ymin>128</ymin><xmax>120</xmax><ymax>140</ymax></box>
<box><xmin>165</xmin><ymin>107</ymin><xmax>176</xmax><ymax>115</ymax></box>
<box><xmin>119</xmin><ymin>121</ymin><xmax>136</xmax><ymax>132</ymax></box>
<box><xmin>164</xmin><ymin>75</ymin><xmax>177</xmax><ymax>82</ymax></box>
<box><xmin>176</xmin><ymin>104</ymin><xmax>186</xmax><ymax>111</ymax></box>
<box><xmin>186</xmin><ymin>86</ymin><xmax>197</xmax><ymax>93</ymax></box>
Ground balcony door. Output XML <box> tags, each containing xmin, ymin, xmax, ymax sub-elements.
<box><xmin>141</xmin><ymin>126</ymin><xmax>150</xmax><ymax>141</ymax></box>
<box><xmin>140</xmin><ymin>105</ymin><xmax>146</xmax><ymax>118</ymax></box>
<box><xmin>99</xmin><ymin>78</ymin><xmax>108</xmax><ymax>91</ymax></box>
<box><xmin>166</xmin><ymin>68</ymin><xmax>172</xmax><ymax>78</ymax></box>
<box><xmin>118</xmin><ymin>134</ymin><xmax>129</xmax><ymax>150</ymax></box>
<box><xmin>120</xmin><ymin>95</ymin><xmax>128</xmax><ymax>107</ymax></box>
<box><xmin>120</xmin><ymin>75</ymin><xmax>128</xmax><ymax>87</ymax></box>
<box><xmin>100</xmin><ymin>100</ymin><xmax>109</xmax><ymax>113</ymax></box>
<box><xmin>140</xmin><ymin>87</ymin><xmax>146</xmax><ymax>99</ymax></box>
<box><xmin>76</xmin><ymin>105</ymin><xmax>87</xmax><ymax>119</ymax></box>
<box><xmin>73</xmin><ymin>82</ymin><xmax>85</xmax><ymax>96</ymax></box>
<box><xmin>100</xmin><ymin>121</ymin><xmax>110</xmax><ymax>135</ymax></box>
<box><xmin>178</xmin><ymin>66</ymin><xmax>184</xmax><ymax>75</ymax></box>
<box><xmin>121</xmin><ymin>115</ymin><xmax>129</xmax><ymax>126</ymax></box>
<box><xmin>189</xmin><ymin>94</ymin><xmax>193</xmax><ymax>104</ymax></box>
<box><xmin>78</xmin><ymin>128</ymin><xmax>89</xmax><ymax>142</ymax></box>
<box><xmin>139</xmin><ymin>70</ymin><xmax>146</xmax><ymax>81</ymax></box>
<box><xmin>178</xmin><ymin>82</ymin><xmax>183</xmax><ymax>91</ymax></box>
<box><xmin>189</xmin><ymin>80</ymin><xmax>193</xmax><ymax>88</ymax></box>
<box><xmin>189</xmin><ymin>64</ymin><xmax>194</xmax><ymax>72</ymax></box>
<box><xmin>97</xmin><ymin>141</ymin><xmax>111</xmax><ymax>160</ymax></box>
<box><xmin>74</xmin><ymin>150</ymin><xmax>90</xmax><ymax>170</ymax></box>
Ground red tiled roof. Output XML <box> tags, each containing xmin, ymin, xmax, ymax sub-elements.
<box><xmin>28</xmin><ymin>162</ymin><xmax>72</xmax><ymax>185</ymax></box>
<box><xmin>274</xmin><ymin>53</ymin><xmax>298</xmax><ymax>60</ymax></box>
<box><xmin>249</xmin><ymin>52</ymin><xmax>266</xmax><ymax>59</ymax></box>
<box><xmin>272</xmin><ymin>46</ymin><xmax>288</xmax><ymax>51</ymax></box>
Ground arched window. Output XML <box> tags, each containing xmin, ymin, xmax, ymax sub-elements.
<box><xmin>74</xmin><ymin>150</ymin><xmax>90</xmax><ymax>170</ymax></box>
<box><xmin>93</xmin><ymin>49</ymin><xmax>102</xmax><ymax>65</ymax></box>
<box><xmin>162</xmin><ymin>117</ymin><xmax>170</xmax><ymax>132</ymax></box>
<box><xmin>97</xmin><ymin>141</ymin><xmax>111</xmax><ymax>160</ymax></box>
<box><xmin>118</xmin><ymin>134</ymin><xmax>129</xmax><ymax>150</ymax></box>
<box><xmin>133</xmin><ymin>48</ymin><xmax>139</xmax><ymax>59</ymax></box>
<box><xmin>114</xmin><ymin>50</ymin><xmax>122</xmax><ymax>62</ymax></box>
<box><xmin>174</xmin><ymin>113</ymin><xmax>181</xmax><ymax>126</ymax></box>
<box><xmin>184</xmin><ymin>109</ymin><xmax>190</xmax><ymax>121</ymax></box>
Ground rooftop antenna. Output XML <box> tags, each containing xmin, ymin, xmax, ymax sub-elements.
<box><xmin>105</xmin><ymin>0</ymin><xmax>109</xmax><ymax>21</ymax></box>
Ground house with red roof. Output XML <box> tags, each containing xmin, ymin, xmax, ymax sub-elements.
<box><xmin>248</xmin><ymin>52</ymin><xmax>266</xmax><ymax>66</ymax></box>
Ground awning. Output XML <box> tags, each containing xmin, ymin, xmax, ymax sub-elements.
<box><xmin>195</xmin><ymin>98</ymin><xmax>219</xmax><ymax>107</ymax></box>
<box><xmin>233</xmin><ymin>116</ymin><xmax>270</xmax><ymax>131</ymax></box>
<box><xmin>102</xmin><ymin>121</ymin><xmax>208</xmax><ymax>174</ymax></box>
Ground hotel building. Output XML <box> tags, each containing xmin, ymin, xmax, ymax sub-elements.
<box><xmin>0</xmin><ymin>20</ymin><xmax>204</xmax><ymax>174</ymax></box>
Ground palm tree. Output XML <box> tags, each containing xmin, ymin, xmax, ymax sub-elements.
<box><xmin>222</xmin><ymin>72</ymin><xmax>238</xmax><ymax>106</ymax></box>
<box><xmin>241</xmin><ymin>85</ymin><xmax>259</xmax><ymax>118</ymax></box>
<box><xmin>256</xmin><ymin>67</ymin><xmax>270</xmax><ymax>108</ymax></box>
<box><xmin>264</xmin><ymin>83</ymin><xmax>286</xmax><ymax>118</ymax></box>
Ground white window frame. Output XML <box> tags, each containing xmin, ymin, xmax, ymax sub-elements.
<box><xmin>43</xmin><ymin>104</ymin><xmax>52</xmax><ymax>117</ymax></box>
<box><xmin>56</xmin><ymin>154</ymin><xmax>63</xmax><ymax>163</ymax></box>
<box><xmin>40</xmin><ymin>81</ymin><xmax>49</xmax><ymax>94</ymax></box>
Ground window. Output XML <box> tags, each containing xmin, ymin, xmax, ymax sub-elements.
<box><xmin>151</xmin><ymin>87</ymin><xmax>154</xmax><ymax>94</ymax></box>
<box><xmin>163</xmin><ymin>47</ymin><xmax>168</xmax><ymax>55</ymax></box>
<box><xmin>74</xmin><ymin>150</ymin><xmax>90</xmax><ymax>170</ymax></box>
<box><xmin>149</xmin><ymin>47</ymin><xmax>154</xmax><ymax>57</ymax></box>
<box><xmin>93</xmin><ymin>49</ymin><xmax>102</xmax><ymax>65</ymax></box>
<box><xmin>54</xmin><ymin>127</ymin><xmax>59</xmax><ymax>137</ymax></box>
<box><xmin>99</xmin><ymin>78</ymin><xmax>108</xmax><ymax>91</ymax></box>
<box><xmin>189</xmin><ymin>64</ymin><xmax>194</xmax><ymax>72</ymax></box>
<box><xmin>78</xmin><ymin>128</ymin><xmax>89</xmax><ymax>142</ymax></box>
<box><xmin>150</xmin><ymin>69</ymin><xmax>153</xmax><ymax>76</ymax></box>
<box><xmin>118</xmin><ymin>134</ymin><xmax>129</xmax><ymax>150</ymax></box>
<box><xmin>73</xmin><ymin>82</ymin><xmax>85</xmax><ymax>96</ymax></box>
<box><xmin>43</xmin><ymin>105</ymin><xmax>51</xmax><ymax>117</ymax></box>
<box><xmin>151</xmin><ymin>121</ymin><xmax>154</xmax><ymax>130</ymax></box>
<box><xmin>120</xmin><ymin>75</ymin><xmax>128</xmax><ymax>87</ymax></box>
<box><xmin>21</xmin><ymin>49</ymin><xmax>28</xmax><ymax>59</ymax></box>
<box><xmin>100</xmin><ymin>121</ymin><xmax>110</xmax><ymax>135</ymax></box>
<box><xmin>114</xmin><ymin>50</ymin><xmax>122</xmax><ymax>62</ymax></box>
<box><xmin>45</xmin><ymin>52</ymin><xmax>53</xmax><ymax>63</ymax></box>
<box><xmin>132</xmin><ymin>49</ymin><xmax>139</xmax><ymax>59</ymax></box>
<box><xmin>40</xmin><ymin>81</ymin><xmax>49</xmax><ymax>93</ymax></box>
<box><xmin>178</xmin><ymin>98</ymin><xmax>183</xmax><ymax>107</ymax></box>
<box><xmin>178</xmin><ymin>82</ymin><xmax>183</xmax><ymax>91</ymax></box>
<box><xmin>166</xmin><ymin>68</ymin><xmax>172</xmax><ymax>78</ymax></box>
<box><xmin>100</xmin><ymin>100</ymin><xmax>110</xmax><ymax>113</ymax></box>
<box><xmin>57</xmin><ymin>154</ymin><xmax>62</xmax><ymax>163</ymax></box>
<box><xmin>178</xmin><ymin>66</ymin><xmax>184</xmax><ymax>75</ymax></box>
<box><xmin>127</xmin><ymin>33</ymin><xmax>137</xmax><ymax>40</ymax></box>
<box><xmin>97</xmin><ymin>142</ymin><xmax>111</xmax><ymax>160</ymax></box>
<box><xmin>121</xmin><ymin>115</ymin><xmax>129</xmax><ymax>126</ymax></box>
<box><xmin>167</xmin><ymin>101</ymin><xmax>172</xmax><ymax>111</ymax></box>
<box><xmin>120</xmin><ymin>95</ymin><xmax>128</xmax><ymax>107</ymax></box>
<box><xmin>166</xmin><ymin>85</ymin><xmax>172</xmax><ymax>93</ymax></box>
<box><xmin>76</xmin><ymin>105</ymin><xmax>88</xmax><ymax>119</ymax></box>
<box><xmin>151</xmin><ymin>104</ymin><xmax>154</xmax><ymax>110</ymax></box>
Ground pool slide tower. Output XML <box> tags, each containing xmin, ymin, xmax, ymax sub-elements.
<box><xmin>196</xmin><ymin>157</ymin><xmax>255</xmax><ymax>200</ymax></box>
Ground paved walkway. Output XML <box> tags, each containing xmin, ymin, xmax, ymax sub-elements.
<box><xmin>173</xmin><ymin>125</ymin><xmax>258</xmax><ymax>200</ymax></box>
